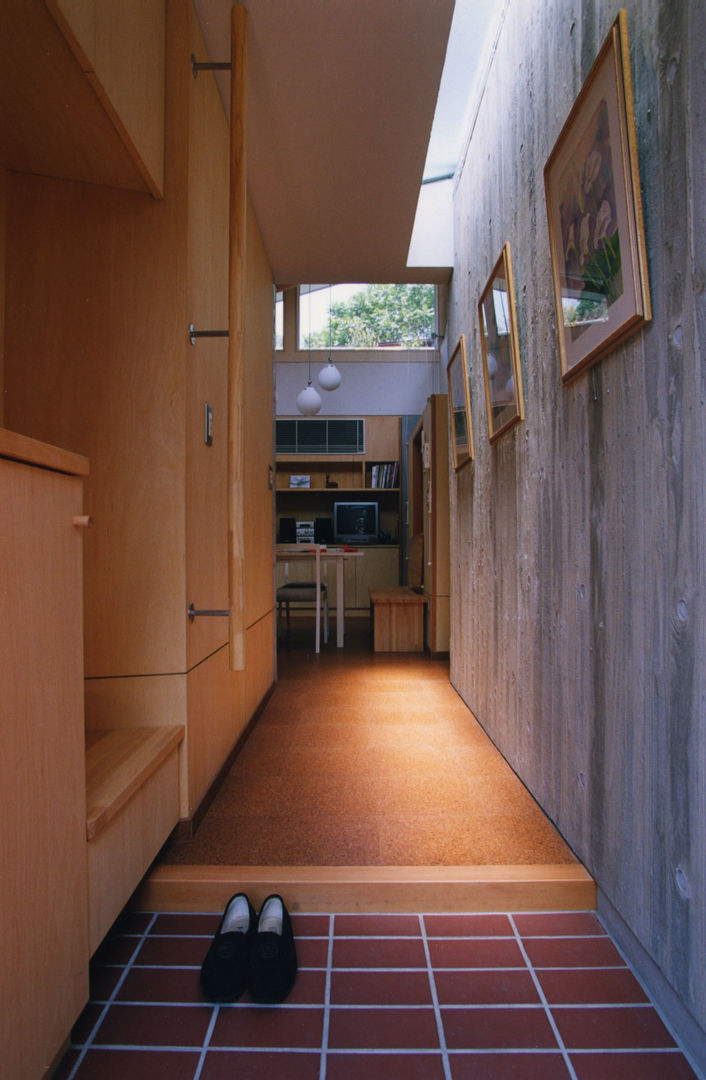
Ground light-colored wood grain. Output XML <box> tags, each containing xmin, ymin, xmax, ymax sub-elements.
<box><xmin>355</xmin><ymin>546</ymin><xmax>400</xmax><ymax>607</ymax></box>
<box><xmin>88</xmin><ymin>752</ymin><xmax>180</xmax><ymax>954</ymax></box>
<box><xmin>85</xmin><ymin>673</ymin><xmax>187</xmax><ymax>731</ymax></box>
<box><xmin>370</xmin><ymin>586</ymin><xmax>427</xmax><ymax>651</ymax></box>
<box><xmin>427</xmin><ymin>393</ymin><xmax>450</xmax><ymax>653</ymax></box>
<box><xmin>243</xmin><ymin>198</ymin><xmax>276</xmax><ymax>628</ymax></box>
<box><xmin>47</xmin><ymin>0</ymin><xmax>165</xmax><ymax>196</ymax></box>
<box><xmin>0</xmin><ymin>170</ymin><xmax>5</xmax><ymax>428</ymax></box>
<box><xmin>136</xmin><ymin>863</ymin><xmax>596</xmax><ymax>915</ymax></box>
<box><xmin>228</xmin><ymin>2</ymin><xmax>248</xmax><ymax>670</ymax></box>
<box><xmin>1</xmin><ymin>0</ymin><xmax>147</xmax><ymax>190</ymax></box>
<box><xmin>0</xmin><ymin>426</ymin><xmax>89</xmax><ymax>475</ymax></box>
<box><xmin>0</xmin><ymin>455</ymin><xmax>88</xmax><ymax>1080</ymax></box>
<box><xmin>244</xmin><ymin>611</ymin><xmax>276</xmax><ymax>724</ymax></box>
<box><xmin>4</xmin><ymin>175</ymin><xmax>188</xmax><ymax>679</ymax></box>
<box><xmin>365</xmin><ymin>414</ymin><xmax>401</xmax><ymax>460</ymax></box>
<box><xmin>85</xmin><ymin>726</ymin><xmax>185</xmax><ymax>840</ymax></box>
<box><xmin>44</xmin><ymin>0</ymin><xmax>96</xmax><ymax>69</ymax></box>
<box><xmin>185</xmin><ymin>645</ymin><xmax>244</xmax><ymax>818</ymax></box>
<box><xmin>407</xmin><ymin>396</ymin><xmax>450</xmax><ymax>653</ymax></box>
<box><xmin>185</xmin><ymin>0</ymin><xmax>231</xmax><ymax>671</ymax></box>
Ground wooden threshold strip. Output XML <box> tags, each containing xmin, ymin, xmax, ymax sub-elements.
<box><xmin>85</xmin><ymin>726</ymin><xmax>184</xmax><ymax>841</ymax></box>
<box><xmin>136</xmin><ymin>863</ymin><xmax>596</xmax><ymax>914</ymax></box>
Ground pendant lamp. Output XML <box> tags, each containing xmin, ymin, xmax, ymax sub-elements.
<box><xmin>296</xmin><ymin>381</ymin><xmax>322</xmax><ymax>415</ymax></box>
<box><xmin>317</xmin><ymin>285</ymin><xmax>342</xmax><ymax>391</ymax></box>
<box><xmin>318</xmin><ymin>355</ymin><xmax>342</xmax><ymax>390</ymax></box>
<box><xmin>296</xmin><ymin>288</ymin><xmax>323</xmax><ymax>415</ymax></box>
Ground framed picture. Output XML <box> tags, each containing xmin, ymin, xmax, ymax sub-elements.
<box><xmin>446</xmin><ymin>334</ymin><xmax>474</xmax><ymax>470</ymax></box>
<box><xmin>289</xmin><ymin>474</ymin><xmax>310</xmax><ymax>488</ymax></box>
<box><xmin>544</xmin><ymin>9</ymin><xmax>651</xmax><ymax>382</ymax></box>
<box><xmin>478</xmin><ymin>243</ymin><xmax>524</xmax><ymax>442</ymax></box>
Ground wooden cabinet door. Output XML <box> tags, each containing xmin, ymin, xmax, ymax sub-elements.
<box><xmin>0</xmin><ymin>456</ymin><xmax>88</xmax><ymax>1080</ymax></box>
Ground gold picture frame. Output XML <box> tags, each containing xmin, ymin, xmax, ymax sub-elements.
<box><xmin>446</xmin><ymin>334</ymin><xmax>474</xmax><ymax>470</ymax></box>
<box><xmin>478</xmin><ymin>243</ymin><xmax>524</xmax><ymax>442</ymax></box>
<box><xmin>544</xmin><ymin>9</ymin><xmax>651</xmax><ymax>382</ymax></box>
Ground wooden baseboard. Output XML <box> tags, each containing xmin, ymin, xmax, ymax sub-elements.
<box><xmin>134</xmin><ymin>863</ymin><xmax>596</xmax><ymax>914</ymax></box>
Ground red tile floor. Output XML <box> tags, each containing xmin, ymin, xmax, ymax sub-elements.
<box><xmin>52</xmin><ymin>907</ymin><xmax>699</xmax><ymax>1080</ymax></box>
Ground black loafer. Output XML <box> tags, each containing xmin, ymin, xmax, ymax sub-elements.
<box><xmin>248</xmin><ymin>894</ymin><xmax>298</xmax><ymax>1003</ymax></box>
<box><xmin>200</xmin><ymin>892</ymin><xmax>256</xmax><ymax>1002</ymax></box>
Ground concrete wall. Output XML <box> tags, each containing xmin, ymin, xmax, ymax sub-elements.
<box><xmin>448</xmin><ymin>0</ymin><xmax>705</xmax><ymax>1044</ymax></box>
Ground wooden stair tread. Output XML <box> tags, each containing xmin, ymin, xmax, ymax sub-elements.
<box><xmin>86</xmin><ymin>726</ymin><xmax>184</xmax><ymax>841</ymax></box>
<box><xmin>136</xmin><ymin>863</ymin><xmax>596</xmax><ymax>914</ymax></box>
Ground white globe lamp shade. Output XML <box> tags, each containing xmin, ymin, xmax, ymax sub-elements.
<box><xmin>318</xmin><ymin>359</ymin><xmax>342</xmax><ymax>391</ymax></box>
<box><xmin>296</xmin><ymin>383</ymin><xmax>322</xmax><ymax>415</ymax></box>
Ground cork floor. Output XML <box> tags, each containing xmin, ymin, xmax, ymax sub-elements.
<box><xmin>161</xmin><ymin>620</ymin><xmax>576</xmax><ymax>868</ymax></box>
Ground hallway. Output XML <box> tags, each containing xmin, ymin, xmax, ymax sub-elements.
<box><xmin>160</xmin><ymin>620</ymin><xmax>576</xmax><ymax>869</ymax></box>
<box><xmin>52</xmin><ymin>626</ymin><xmax>699</xmax><ymax>1079</ymax></box>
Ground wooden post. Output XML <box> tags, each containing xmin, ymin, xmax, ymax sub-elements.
<box><xmin>228</xmin><ymin>3</ymin><xmax>247</xmax><ymax>670</ymax></box>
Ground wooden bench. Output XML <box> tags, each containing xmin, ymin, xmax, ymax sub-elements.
<box><xmin>369</xmin><ymin>586</ymin><xmax>427</xmax><ymax>652</ymax></box>
<box><xmin>85</xmin><ymin>725</ymin><xmax>184</xmax><ymax>952</ymax></box>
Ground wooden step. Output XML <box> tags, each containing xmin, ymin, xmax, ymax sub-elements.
<box><xmin>85</xmin><ymin>726</ymin><xmax>184</xmax><ymax>841</ymax></box>
<box><xmin>135</xmin><ymin>863</ymin><xmax>596</xmax><ymax>914</ymax></box>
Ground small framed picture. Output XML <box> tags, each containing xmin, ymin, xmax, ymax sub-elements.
<box><xmin>446</xmin><ymin>334</ymin><xmax>473</xmax><ymax>470</ymax></box>
<box><xmin>289</xmin><ymin>475</ymin><xmax>310</xmax><ymax>488</ymax></box>
<box><xmin>478</xmin><ymin>243</ymin><xmax>524</xmax><ymax>442</ymax></box>
<box><xmin>544</xmin><ymin>10</ymin><xmax>651</xmax><ymax>382</ymax></box>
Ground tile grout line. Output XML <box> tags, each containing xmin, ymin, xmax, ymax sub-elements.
<box><xmin>63</xmin><ymin>913</ymin><xmax>159</xmax><ymax>1080</ymax></box>
<box><xmin>192</xmin><ymin>1003</ymin><xmax>220</xmax><ymax>1080</ymax></box>
<box><xmin>318</xmin><ymin>913</ymin><xmax>335</xmax><ymax>1080</ymax></box>
<box><xmin>509</xmin><ymin>913</ymin><xmax>579</xmax><ymax>1080</ymax></box>
<box><xmin>420</xmin><ymin>914</ymin><xmax>453</xmax><ymax>1080</ymax></box>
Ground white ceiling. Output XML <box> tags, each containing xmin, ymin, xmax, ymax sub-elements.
<box><xmin>193</xmin><ymin>0</ymin><xmax>455</xmax><ymax>285</ymax></box>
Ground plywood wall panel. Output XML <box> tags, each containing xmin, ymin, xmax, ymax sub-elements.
<box><xmin>46</xmin><ymin>0</ymin><xmax>166</xmax><ymax>196</ymax></box>
<box><xmin>0</xmin><ymin>0</ymin><xmax>148</xmax><ymax>191</ymax></box>
<box><xmin>243</xmin><ymin>199</ymin><xmax>276</xmax><ymax>628</ymax></box>
<box><xmin>0</xmin><ymin>457</ymin><xmax>88</xmax><ymax>1080</ymax></box>
<box><xmin>185</xmin><ymin>2</ymin><xmax>231</xmax><ymax>669</ymax></box>
<box><xmin>4</xmin><ymin>172</ymin><xmax>188</xmax><ymax>678</ymax></box>
<box><xmin>185</xmin><ymin>645</ymin><xmax>245</xmax><ymax>818</ymax></box>
<box><xmin>448</xmin><ymin>0</ymin><xmax>706</xmax><ymax>1033</ymax></box>
<box><xmin>3</xmin><ymin>0</ymin><xmax>191</xmax><ymax>679</ymax></box>
<box><xmin>245</xmin><ymin>612</ymin><xmax>275</xmax><ymax>723</ymax></box>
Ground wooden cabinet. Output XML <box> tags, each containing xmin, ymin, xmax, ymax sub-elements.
<box><xmin>275</xmin><ymin>415</ymin><xmax>402</xmax><ymax>545</ymax></box>
<box><xmin>0</xmin><ymin>430</ymin><xmax>90</xmax><ymax>1080</ymax></box>
<box><xmin>409</xmin><ymin>395</ymin><xmax>450</xmax><ymax>655</ymax></box>
<box><xmin>275</xmin><ymin>416</ymin><xmax>402</xmax><ymax>606</ymax></box>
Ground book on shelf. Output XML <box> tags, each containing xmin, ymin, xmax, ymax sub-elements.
<box><xmin>369</xmin><ymin>460</ymin><xmax>399</xmax><ymax>489</ymax></box>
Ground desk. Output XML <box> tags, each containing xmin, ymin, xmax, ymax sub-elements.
<box><xmin>276</xmin><ymin>545</ymin><xmax>363</xmax><ymax>651</ymax></box>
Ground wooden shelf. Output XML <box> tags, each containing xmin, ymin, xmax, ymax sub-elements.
<box><xmin>85</xmin><ymin>726</ymin><xmax>184</xmax><ymax>841</ymax></box>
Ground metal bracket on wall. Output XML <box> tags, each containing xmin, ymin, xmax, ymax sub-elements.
<box><xmin>189</xmin><ymin>323</ymin><xmax>229</xmax><ymax>345</ymax></box>
<box><xmin>191</xmin><ymin>54</ymin><xmax>231</xmax><ymax>78</ymax></box>
<box><xmin>188</xmin><ymin>603</ymin><xmax>230</xmax><ymax>622</ymax></box>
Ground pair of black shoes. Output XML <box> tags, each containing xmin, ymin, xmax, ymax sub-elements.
<box><xmin>200</xmin><ymin>893</ymin><xmax>297</xmax><ymax>1004</ymax></box>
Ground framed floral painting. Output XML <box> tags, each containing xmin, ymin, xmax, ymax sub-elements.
<box><xmin>544</xmin><ymin>9</ymin><xmax>651</xmax><ymax>382</ymax></box>
<box><xmin>447</xmin><ymin>334</ymin><xmax>474</xmax><ymax>470</ymax></box>
<box><xmin>478</xmin><ymin>243</ymin><xmax>524</xmax><ymax>442</ymax></box>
